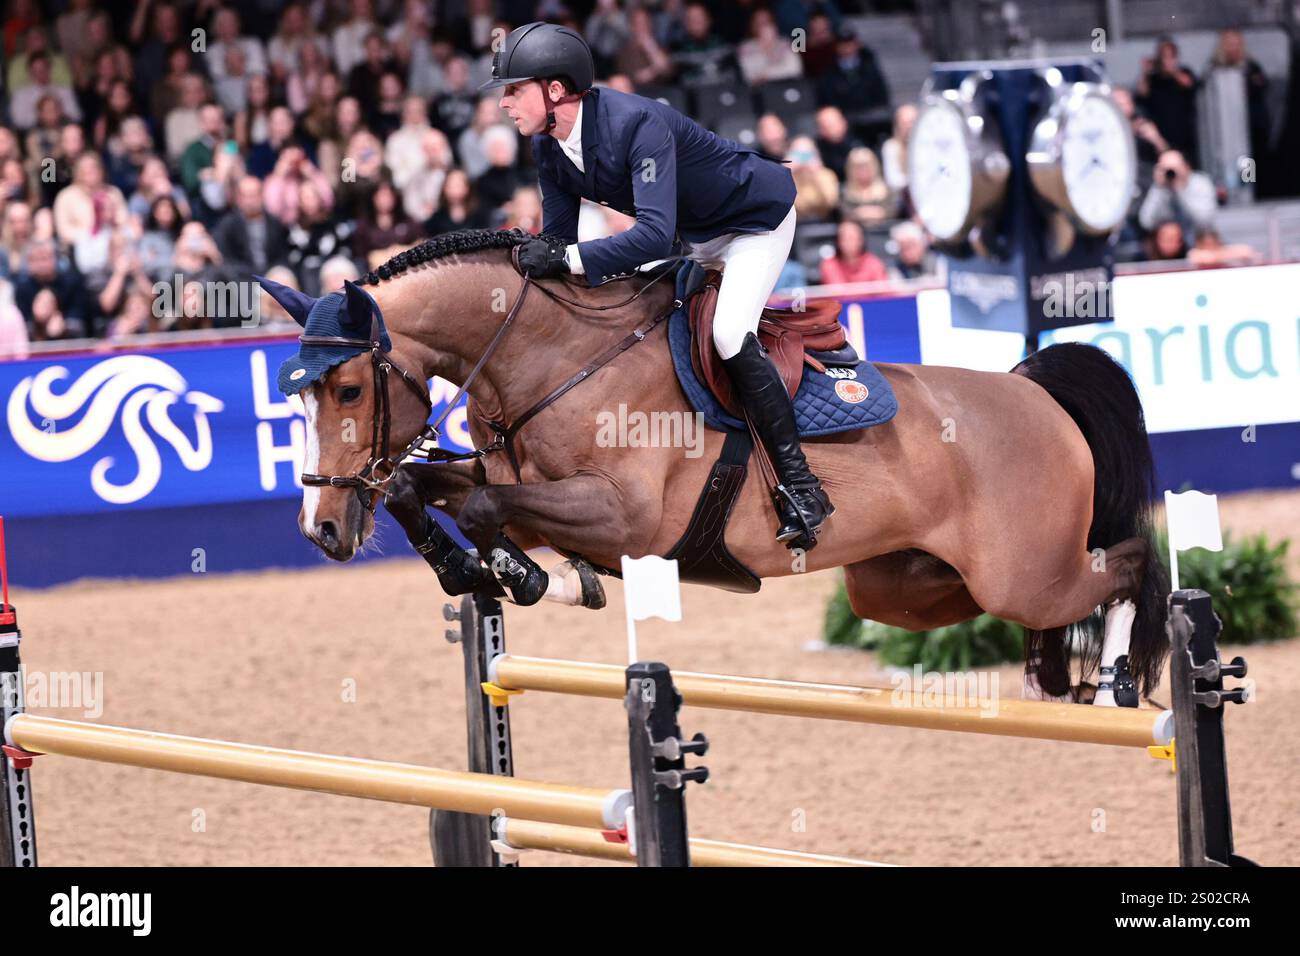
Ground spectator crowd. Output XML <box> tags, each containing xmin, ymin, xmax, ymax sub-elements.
<box><xmin>1117</xmin><ymin>29</ymin><xmax>1273</xmax><ymax>267</ymax></box>
<box><xmin>0</xmin><ymin>0</ymin><xmax>1282</xmax><ymax>353</ymax></box>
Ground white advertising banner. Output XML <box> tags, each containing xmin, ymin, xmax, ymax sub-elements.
<box><xmin>917</xmin><ymin>264</ymin><xmax>1300</xmax><ymax>434</ymax></box>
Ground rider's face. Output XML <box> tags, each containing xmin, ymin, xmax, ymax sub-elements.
<box><xmin>499</xmin><ymin>81</ymin><xmax>556</xmax><ymax>136</ymax></box>
<box><xmin>499</xmin><ymin>82</ymin><xmax>540</xmax><ymax>135</ymax></box>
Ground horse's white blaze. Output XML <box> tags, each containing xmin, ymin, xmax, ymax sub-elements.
<box><xmin>301</xmin><ymin>391</ymin><xmax>321</xmax><ymax>536</ymax></box>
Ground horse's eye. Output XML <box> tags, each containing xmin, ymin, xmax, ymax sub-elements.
<box><xmin>339</xmin><ymin>385</ymin><xmax>363</xmax><ymax>403</ymax></box>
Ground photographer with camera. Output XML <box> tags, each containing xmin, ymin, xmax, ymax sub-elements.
<box><xmin>1138</xmin><ymin>148</ymin><xmax>1216</xmax><ymax>235</ymax></box>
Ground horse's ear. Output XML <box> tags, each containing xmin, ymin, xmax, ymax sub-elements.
<box><xmin>255</xmin><ymin>274</ymin><xmax>316</xmax><ymax>326</ymax></box>
<box><xmin>342</xmin><ymin>279</ymin><xmax>384</xmax><ymax>341</ymax></box>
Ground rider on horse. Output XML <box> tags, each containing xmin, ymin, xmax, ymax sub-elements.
<box><xmin>483</xmin><ymin>21</ymin><xmax>834</xmax><ymax>551</ymax></box>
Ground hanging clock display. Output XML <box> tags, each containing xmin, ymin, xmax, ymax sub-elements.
<box><xmin>907</xmin><ymin>74</ymin><xmax>1011</xmax><ymax>248</ymax></box>
<box><xmin>1025</xmin><ymin>71</ymin><xmax>1137</xmax><ymax>238</ymax></box>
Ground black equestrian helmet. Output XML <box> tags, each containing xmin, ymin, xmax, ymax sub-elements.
<box><xmin>479</xmin><ymin>21</ymin><xmax>595</xmax><ymax>93</ymax></box>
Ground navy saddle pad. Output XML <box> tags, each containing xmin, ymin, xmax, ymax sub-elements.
<box><xmin>666</xmin><ymin>271</ymin><xmax>898</xmax><ymax>436</ymax></box>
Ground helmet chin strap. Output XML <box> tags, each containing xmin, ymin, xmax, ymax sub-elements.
<box><xmin>536</xmin><ymin>78</ymin><xmax>588</xmax><ymax>133</ymax></box>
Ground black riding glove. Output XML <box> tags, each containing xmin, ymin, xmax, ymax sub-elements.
<box><xmin>517</xmin><ymin>237</ymin><xmax>570</xmax><ymax>278</ymax></box>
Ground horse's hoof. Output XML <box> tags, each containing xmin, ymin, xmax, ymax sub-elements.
<box><xmin>539</xmin><ymin>559</ymin><xmax>606</xmax><ymax>608</ymax></box>
<box><xmin>572</xmin><ymin>558</ymin><xmax>606</xmax><ymax>610</ymax></box>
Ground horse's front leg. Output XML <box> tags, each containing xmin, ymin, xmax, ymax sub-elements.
<box><xmin>383</xmin><ymin>462</ymin><xmax>499</xmax><ymax>597</ymax></box>
<box><xmin>457</xmin><ymin>475</ymin><xmax>652</xmax><ymax>609</ymax></box>
<box><xmin>396</xmin><ymin>460</ymin><xmax>488</xmax><ymax>514</ymax></box>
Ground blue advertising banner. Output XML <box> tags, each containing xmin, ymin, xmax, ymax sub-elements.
<box><xmin>0</xmin><ymin>337</ymin><xmax>476</xmax><ymax>520</ymax></box>
<box><xmin>0</xmin><ymin>336</ymin><xmax>480</xmax><ymax>584</ymax></box>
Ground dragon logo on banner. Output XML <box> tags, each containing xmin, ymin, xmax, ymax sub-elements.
<box><xmin>7</xmin><ymin>355</ymin><xmax>226</xmax><ymax>505</ymax></box>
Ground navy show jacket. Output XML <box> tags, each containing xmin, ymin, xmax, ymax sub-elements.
<box><xmin>533</xmin><ymin>87</ymin><xmax>796</xmax><ymax>285</ymax></box>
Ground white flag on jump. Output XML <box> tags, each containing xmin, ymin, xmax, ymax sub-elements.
<box><xmin>621</xmin><ymin>555</ymin><xmax>682</xmax><ymax>622</ymax></box>
<box><xmin>1165</xmin><ymin>490</ymin><xmax>1224</xmax><ymax>553</ymax></box>
<box><xmin>1164</xmin><ymin>489</ymin><xmax>1223</xmax><ymax>592</ymax></box>
<box><xmin>621</xmin><ymin>555</ymin><xmax>681</xmax><ymax>664</ymax></box>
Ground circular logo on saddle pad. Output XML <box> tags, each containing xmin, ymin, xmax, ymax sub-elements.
<box><xmin>835</xmin><ymin>380</ymin><xmax>869</xmax><ymax>404</ymax></box>
<box><xmin>289</xmin><ymin>368</ymin><xmax>307</xmax><ymax>380</ymax></box>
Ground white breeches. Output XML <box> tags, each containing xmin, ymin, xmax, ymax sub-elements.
<box><xmin>680</xmin><ymin>204</ymin><xmax>797</xmax><ymax>360</ymax></box>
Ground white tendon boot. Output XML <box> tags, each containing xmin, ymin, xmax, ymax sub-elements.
<box><xmin>1094</xmin><ymin>599</ymin><xmax>1138</xmax><ymax>707</ymax></box>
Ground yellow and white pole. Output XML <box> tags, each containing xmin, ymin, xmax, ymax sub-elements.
<box><xmin>493</xmin><ymin>817</ymin><xmax>891</xmax><ymax>867</ymax></box>
<box><xmin>5</xmin><ymin>714</ymin><xmax>630</xmax><ymax>829</ymax></box>
<box><xmin>489</xmin><ymin>655</ymin><xmax>1173</xmax><ymax>749</ymax></box>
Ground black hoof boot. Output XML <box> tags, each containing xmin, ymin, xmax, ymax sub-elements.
<box><xmin>412</xmin><ymin>515</ymin><xmax>489</xmax><ymax>595</ymax></box>
<box><xmin>487</xmin><ymin>533</ymin><xmax>548</xmax><ymax>606</ymax></box>
<box><xmin>1102</xmin><ymin>654</ymin><xmax>1140</xmax><ymax>708</ymax></box>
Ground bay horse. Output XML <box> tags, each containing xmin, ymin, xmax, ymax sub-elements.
<box><xmin>269</xmin><ymin>229</ymin><xmax>1168</xmax><ymax>702</ymax></box>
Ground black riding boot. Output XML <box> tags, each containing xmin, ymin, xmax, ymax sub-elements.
<box><xmin>722</xmin><ymin>332</ymin><xmax>834</xmax><ymax>550</ymax></box>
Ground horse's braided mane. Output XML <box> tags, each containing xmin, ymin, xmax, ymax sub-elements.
<box><xmin>358</xmin><ymin>228</ymin><xmax>566</xmax><ymax>286</ymax></box>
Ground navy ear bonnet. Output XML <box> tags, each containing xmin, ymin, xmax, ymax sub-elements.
<box><xmin>256</xmin><ymin>275</ymin><xmax>393</xmax><ymax>396</ymax></box>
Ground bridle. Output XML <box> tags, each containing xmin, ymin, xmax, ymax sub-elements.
<box><xmin>298</xmin><ymin>313</ymin><xmax>433</xmax><ymax>497</ymax></box>
<box><xmin>298</xmin><ymin>245</ymin><xmax>678</xmax><ymax>504</ymax></box>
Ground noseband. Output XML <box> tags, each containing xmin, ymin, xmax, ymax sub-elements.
<box><xmin>298</xmin><ymin>313</ymin><xmax>434</xmax><ymax>497</ymax></box>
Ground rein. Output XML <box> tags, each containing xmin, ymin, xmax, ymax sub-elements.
<box><xmin>414</xmin><ymin>252</ymin><xmax>677</xmax><ymax>483</ymax></box>
<box><xmin>307</xmin><ymin>247</ymin><xmax>677</xmax><ymax>498</ymax></box>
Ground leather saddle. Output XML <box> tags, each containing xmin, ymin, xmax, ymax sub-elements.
<box><xmin>684</xmin><ymin>266</ymin><xmax>860</xmax><ymax>418</ymax></box>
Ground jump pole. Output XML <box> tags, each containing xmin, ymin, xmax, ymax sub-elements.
<box><xmin>449</xmin><ymin>585</ymin><xmax>1254</xmax><ymax>868</ymax></box>
<box><xmin>4</xmin><ymin>713</ymin><xmax>631</xmax><ymax>831</ymax></box>
<box><xmin>488</xmin><ymin>656</ymin><xmax>1174</xmax><ymax>749</ymax></box>
<box><xmin>432</xmin><ymin>588</ymin><xmax>706</xmax><ymax>867</ymax></box>
<box><xmin>435</xmin><ymin>589</ymin><xmax>889</xmax><ymax>868</ymax></box>
<box><xmin>491</xmin><ymin>817</ymin><xmax>893</xmax><ymax>867</ymax></box>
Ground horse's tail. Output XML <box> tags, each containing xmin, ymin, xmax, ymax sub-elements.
<box><xmin>1011</xmin><ymin>342</ymin><xmax>1169</xmax><ymax>699</ymax></box>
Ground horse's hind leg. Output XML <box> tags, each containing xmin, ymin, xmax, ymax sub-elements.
<box><xmin>964</xmin><ymin>536</ymin><xmax>1149</xmax><ymax>630</ymax></box>
<box><xmin>965</xmin><ymin>536</ymin><xmax>1151</xmax><ymax>702</ymax></box>
<box><xmin>1093</xmin><ymin>598</ymin><xmax>1140</xmax><ymax>707</ymax></box>
<box><xmin>844</xmin><ymin>551</ymin><xmax>984</xmax><ymax>631</ymax></box>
